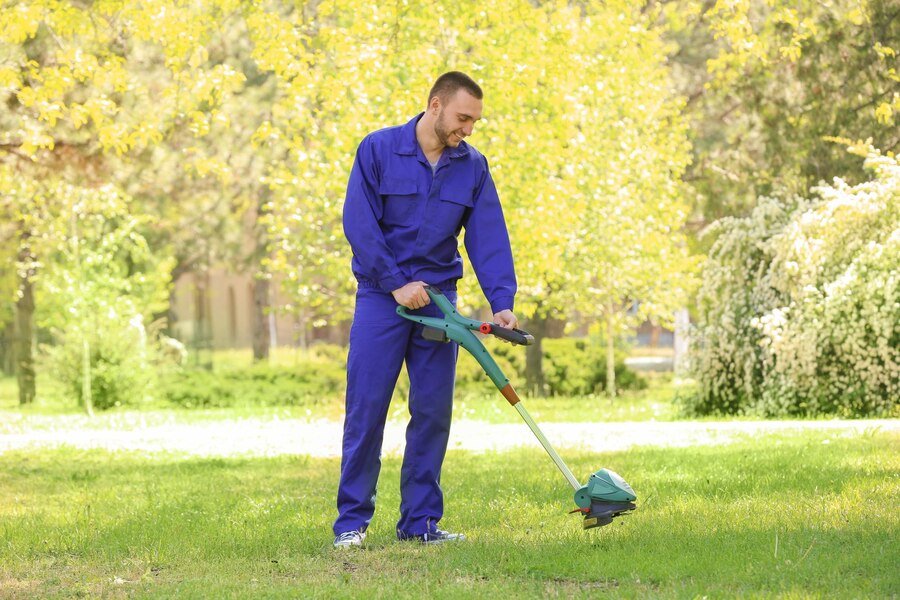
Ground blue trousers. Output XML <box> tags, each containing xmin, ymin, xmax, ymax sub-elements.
<box><xmin>334</xmin><ymin>285</ymin><xmax>458</xmax><ymax>538</ymax></box>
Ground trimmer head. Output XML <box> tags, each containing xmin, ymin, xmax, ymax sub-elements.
<box><xmin>581</xmin><ymin>499</ymin><xmax>637</xmax><ymax>529</ymax></box>
<box><xmin>573</xmin><ymin>468</ymin><xmax>637</xmax><ymax>529</ymax></box>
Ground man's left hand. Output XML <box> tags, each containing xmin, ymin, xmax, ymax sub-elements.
<box><xmin>493</xmin><ymin>310</ymin><xmax>519</xmax><ymax>343</ymax></box>
<box><xmin>493</xmin><ymin>309</ymin><xmax>518</xmax><ymax>329</ymax></box>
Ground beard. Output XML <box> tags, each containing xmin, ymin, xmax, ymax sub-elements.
<box><xmin>433</xmin><ymin>109</ymin><xmax>460</xmax><ymax>147</ymax></box>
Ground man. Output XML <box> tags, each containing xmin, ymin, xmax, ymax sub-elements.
<box><xmin>335</xmin><ymin>71</ymin><xmax>518</xmax><ymax>548</ymax></box>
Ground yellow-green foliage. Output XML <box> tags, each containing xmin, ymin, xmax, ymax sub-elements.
<box><xmin>30</xmin><ymin>181</ymin><xmax>174</xmax><ymax>410</ymax></box>
<box><xmin>251</xmin><ymin>0</ymin><xmax>697</xmax><ymax>334</ymax></box>
<box><xmin>0</xmin><ymin>0</ymin><xmax>246</xmax><ymax>156</ymax></box>
<box><xmin>667</xmin><ymin>0</ymin><xmax>899</xmax><ymax>217</ymax></box>
<box><xmin>1</xmin><ymin>0</ymin><xmax>697</xmax><ymax>346</ymax></box>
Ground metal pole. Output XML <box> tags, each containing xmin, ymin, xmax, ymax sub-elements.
<box><xmin>514</xmin><ymin>402</ymin><xmax>581</xmax><ymax>490</ymax></box>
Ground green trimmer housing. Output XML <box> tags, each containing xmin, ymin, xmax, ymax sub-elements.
<box><xmin>397</xmin><ymin>286</ymin><xmax>637</xmax><ymax>530</ymax></box>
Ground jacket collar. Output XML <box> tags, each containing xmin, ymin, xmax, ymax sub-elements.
<box><xmin>395</xmin><ymin>112</ymin><xmax>471</xmax><ymax>159</ymax></box>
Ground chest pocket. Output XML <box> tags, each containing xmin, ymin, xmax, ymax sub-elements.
<box><xmin>436</xmin><ymin>180</ymin><xmax>475</xmax><ymax>234</ymax></box>
<box><xmin>379</xmin><ymin>178</ymin><xmax>418</xmax><ymax>226</ymax></box>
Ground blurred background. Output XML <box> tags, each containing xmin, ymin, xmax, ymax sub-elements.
<box><xmin>0</xmin><ymin>0</ymin><xmax>896</xmax><ymax>418</ymax></box>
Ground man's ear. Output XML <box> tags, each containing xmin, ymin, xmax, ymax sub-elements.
<box><xmin>429</xmin><ymin>96</ymin><xmax>441</xmax><ymax>115</ymax></box>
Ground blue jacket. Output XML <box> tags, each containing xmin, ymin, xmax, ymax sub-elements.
<box><xmin>342</xmin><ymin>113</ymin><xmax>517</xmax><ymax>313</ymax></box>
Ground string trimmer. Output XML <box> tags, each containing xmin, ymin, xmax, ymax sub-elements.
<box><xmin>397</xmin><ymin>285</ymin><xmax>636</xmax><ymax>529</ymax></box>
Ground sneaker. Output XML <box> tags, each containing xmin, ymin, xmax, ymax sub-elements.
<box><xmin>423</xmin><ymin>529</ymin><xmax>465</xmax><ymax>544</ymax></box>
<box><xmin>333</xmin><ymin>530</ymin><xmax>366</xmax><ymax>549</ymax></box>
<box><xmin>400</xmin><ymin>529</ymin><xmax>466</xmax><ymax>545</ymax></box>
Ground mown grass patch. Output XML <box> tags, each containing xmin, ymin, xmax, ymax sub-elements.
<box><xmin>1</xmin><ymin>430</ymin><xmax>897</xmax><ymax>598</ymax></box>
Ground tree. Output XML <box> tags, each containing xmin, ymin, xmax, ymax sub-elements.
<box><xmin>655</xmin><ymin>0</ymin><xmax>899</xmax><ymax>222</ymax></box>
<box><xmin>256</xmin><ymin>0</ymin><xmax>696</xmax><ymax>395</ymax></box>
<box><xmin>36</xmin><ymin>179</ymin><xmax>173</xmax><ymax>413</ymax></box>
<box><xmin>0</xmin><ymin>0</ymin><xmax>246</xmax><ymax>403</ymax></box>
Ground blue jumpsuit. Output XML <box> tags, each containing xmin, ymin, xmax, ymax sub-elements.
<box><xmin>335</xmin><ymin>112</ymin><xmax>517</xmax><ymax>539</ymax></box>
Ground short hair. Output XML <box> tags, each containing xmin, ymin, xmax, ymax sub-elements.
<box><xmin>427</xmin><ymin>71</ymin><xmax>483</xmax><ymax>107</ymax></box>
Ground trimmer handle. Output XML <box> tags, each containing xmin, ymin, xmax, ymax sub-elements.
<box><xmin>479</xmin><ymin>323</ymin><xmax>535</xmax><ymax>346</ymax></box>
<box><xmin>419</xmin><ymin>285</ymin><xmax>534</xmax><ymax>346</ymax></box>
<box><xmin>423</xmin><ymin>284</ymin><xmax>443</xmax><ymax>298</ymax></box>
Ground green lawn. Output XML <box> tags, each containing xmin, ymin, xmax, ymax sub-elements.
<box><xmin>0</xmin><ymin>371</ymin><xmax>686</xmax><ymax>427</ymax></box>
<box><xmin>1</xmin><ymin>430</ymin><xmax>897</xmax><ymax>598</ymax></box>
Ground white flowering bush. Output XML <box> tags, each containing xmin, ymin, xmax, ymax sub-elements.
<box><xmin>689</xmin><ymin>148</ymin><xmax>899</xmax><ymax>417</ymax></box>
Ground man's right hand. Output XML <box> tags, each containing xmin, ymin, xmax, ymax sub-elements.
<box><xmin>392</xmin><ymin>281</ymin><xmax>431</xmax><ymax>309</ymax></box>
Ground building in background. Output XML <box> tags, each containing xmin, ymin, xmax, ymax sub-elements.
<box><xmin>170</xmin><ymin>269</ymin><xmax>688</xmax><ymax>374</ymax></box>
<box><xmin>169</xmin><ymin>268</ymin><xmax>348</xmax><ymax>353</ymax></box>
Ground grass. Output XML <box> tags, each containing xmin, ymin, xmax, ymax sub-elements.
<box><xmin>3</xmin><ymin>369</ymin><xmax>892</xmax><ymax>430</ymax></box>
<box><xmin>452</xmin><ymin>373</ymin><xmax>685</xmax><ymax>423</ymax></box>
<box><xmin>1</xmin><ymin>430</ymin><xmax>897</xmax><ymax>598</ymax></box>
<box><xmin>0</xmin><ymin>370</ymin><xmax>686</xmax><ymax>429</ymax></box>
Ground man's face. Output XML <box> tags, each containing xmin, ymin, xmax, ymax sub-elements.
<box><xmin>433</xmin><ymin>89</ymin><xmax>483</xmax><ymax>148</ymax></box>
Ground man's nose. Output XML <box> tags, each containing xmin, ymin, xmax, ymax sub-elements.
<box><xmin>462</xmin><ymin>123</ymin><xmax>474</xmax><ymax>136</ymax></box>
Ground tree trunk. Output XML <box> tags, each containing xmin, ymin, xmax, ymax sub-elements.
<box><xmin>81</xmin><ymin>336</ymin><xmax>94</xmax><ymax>417</ymax></box>
<box><xmin>605</xmin><ymin>300</ymin><xmax>616</xmax><ymax>398</ymax></box>
<box><xmin>252</xmin><ymin>276</ymin><xmax>270</xmax><ymax>361</ymax></box>
<box><xmin>251</xmin><ymin>187</ymin><xmax>272</xmax><ymax>362</ymax></box>
<box><xmin>525</xmin><ymin>315</ymin><xmax>547</xmax><ymax>396</ymax></box>
<box><xmin>673</xmin><ymin>307</ymin><xmax>691</xmax><ymax>377</ymax></box>
<box><xmin>15</xmin><ymin>266</ymin><xmax>36</xmax><ymax>405</ymax></box>
<box><xmin>162</xmin><ymin>288</ymin><xmax>178</xmax><ymax>337</ymax></box>
<box><xmin>296</xmin><ymin>309</ymin><xmax>308</xmax><ymax>350</ymax></box>
<box><xmin>156</xmin><ymin>258</ymin><xmax>196</xmax><ymax>339</ymax></box>
<box><xmin>151</xmin><ymin>283</ymin><xmax>179</xmax><ymax>339</ymax></box>
<box><xmin>1</xmin><ymin>320</ymin><xmax>15</xmax><ymax>376</ymax></box>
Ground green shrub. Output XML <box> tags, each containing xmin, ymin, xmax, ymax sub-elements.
<box><xmin>455</xmin><ymin>336</ymin><xmax>644</xmax><ymax>397</ymax></box>
<box><xmin>42</xmin><ymin>319</ymin><xmax>159</xmax><ymax>410</ymax></box>
<box><xmin>454</xmin><ymin>342</ymin><xmax>524</xmax><ymax>393</ymax></box>
<box><xmin>542</xmin><ymin>338</ymin><xmax>646</xmax><ymax>396</ymax></box>
<box><xmin>306</xmin><ymin>343</ymin><xmax>348</xmax><ymax>367</ymax></box>
<box><xmin>160</xmin><ymin>359</ymin><xmax>345</xmax><ymax>408</ymax></box>
<box><xmin>162</xmin><ymin>338</ymin><xmax>643</xmax><ymax>408</ymax></box>
<box><xmin>31</xmin><ymin>181</ymin><xmax>173</xmax><ymax>411</ymax></box>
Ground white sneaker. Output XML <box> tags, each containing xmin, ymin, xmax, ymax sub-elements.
<box><xmin>333</xmin><ymin>530</ymin><xmax>366</xmax><ymax>549</ymax></box>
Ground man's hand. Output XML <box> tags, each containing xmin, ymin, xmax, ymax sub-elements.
<box><xmin>493</xmin><ymin>310</ymin><xmax>519</xmax><ymax>343</ymax></box>
<box><xmin>392</xmin><ymin>281</ymin><xmax>431</xmax><ymax>309</ymax></box>
<box><xmin>493</xmin><ymin>309</ymin><xmax>518</xmax><ymax>329</ymax></box>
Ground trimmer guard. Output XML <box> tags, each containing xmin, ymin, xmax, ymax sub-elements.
<box><xmin>574</xmin><ymin>468</ymin><xmax>637</xmax><ymax>529</ymax></box>
<box><xmin>574</xmin><ymin>468</ymin><xmax>637</xmax><ymax>508</ymax></box>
